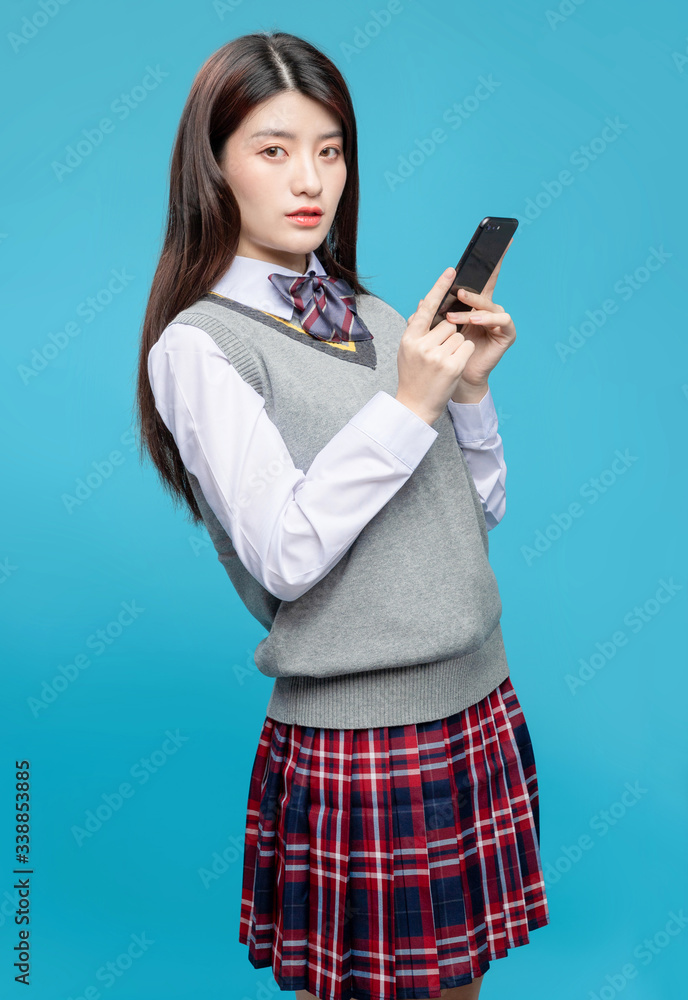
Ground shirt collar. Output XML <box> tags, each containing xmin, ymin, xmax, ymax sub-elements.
<box><xmin>210</xmin><ymin>250</ymin><xmax>328</xmax><ymax>321</ymax></box>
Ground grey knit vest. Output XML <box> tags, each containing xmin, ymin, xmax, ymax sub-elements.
<box><xmin>168</xmin><ymin>289</ymin><xmax>510</xmax><ymax>728</ymax></box>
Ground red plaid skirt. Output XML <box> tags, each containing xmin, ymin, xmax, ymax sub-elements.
<box><xmin>238</xmin><ymin>675</ymin><xmax>550</xmax><ymax>1000</ymax></box>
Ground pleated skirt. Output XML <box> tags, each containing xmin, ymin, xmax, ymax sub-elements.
<box><xmin>238</xmin><ymin>675</ymin><xmax>550</xmax><ymax>1000</ymax></box>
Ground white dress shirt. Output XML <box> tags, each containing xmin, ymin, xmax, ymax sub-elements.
<box><xmin>147</xmin><ymin>251</ymin><xmax>507</xmax><ymax>601</ymax></box>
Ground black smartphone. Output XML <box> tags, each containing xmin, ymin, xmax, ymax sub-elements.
<box><xmin>429</xmin><ymin>216</ymin><xmax>519</xmax><ymax>330</ymax></box>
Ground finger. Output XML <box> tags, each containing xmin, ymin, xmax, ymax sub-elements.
<box><xmin>444</xmin><ymin>310</ymin><xmax>475</xmax><ymax>322</ymax></box>
<box><xmin>455</xmin><ymin>287</ymin><xmax>504</xmax><ymax>312</ymax></box>
<box><xmin>460</xmin><ymin>311</ymin><xmax>512</xmax><ymax>327</ymax></box>
<box><xmin>449</xmin><ymin>337</ymin><xmax>477</xmax><ymax>360</ymax></box>
<box><xmin>414</xmin><ymin>267</ymin><xmax>457</xmax><ymax>329</ymax></box>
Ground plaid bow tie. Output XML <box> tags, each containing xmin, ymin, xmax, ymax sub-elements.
<box><xmin>267</xmin><ymin>269</ymin><xmax>373</xmax><ymax>343</ymax></box>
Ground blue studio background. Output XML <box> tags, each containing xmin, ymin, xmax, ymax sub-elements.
<box><xmin>1</xmin><ymin>1</ymin><xmax>686</xmax><ymax>998</ymax></box>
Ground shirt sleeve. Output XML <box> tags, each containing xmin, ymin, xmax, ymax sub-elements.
<box><xmin>148</xmin><ymin>323</ymin><xmax>439</xmax><ymax>601</ymax></box>
<box><xmin>446</xmin><ymin>387</ymin><xmax>506</xmax><ymax>531</ymax></box>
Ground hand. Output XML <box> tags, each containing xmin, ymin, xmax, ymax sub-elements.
<box><xmin>396</xmin><ymin>266</ymin><xmax>477</xmax><ymax>426</ymax></box>
<box><xmin>445</xmin><ymin>240</ymin><xmax>517</xmax><ymax>399</ymax></box>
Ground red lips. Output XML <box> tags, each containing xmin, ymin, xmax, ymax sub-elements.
<box><xmin>287</xmin><ymin>206</ymin><xmax>323</xmax><ymax>215</ymax></box>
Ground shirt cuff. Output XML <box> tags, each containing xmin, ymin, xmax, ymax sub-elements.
<box><xmin>447</xmin><ymin>387</ymin><xmax>498</xmax><ymax>444</ymax></box>
<box><xmin>348</xmin><ymin>390</ymin><xmax>439</xmax><ymax>470</ymax></box>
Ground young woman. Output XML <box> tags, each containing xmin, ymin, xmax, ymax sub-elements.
<box><xmin>135</xmin><ymin>30</ymin><xmax>550</xmax><ymax>1000</ymax></box>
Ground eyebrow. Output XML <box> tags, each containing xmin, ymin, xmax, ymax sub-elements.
<box><xmin>248</xmin><ymin>128</ymin><xmax>344</xmax><ymax>141</ymax></box>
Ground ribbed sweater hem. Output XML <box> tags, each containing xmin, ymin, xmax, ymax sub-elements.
<box><xmin>263</xmin><ymin>621</ymin><xmax>510</xmax><ymax>729</ymax></box>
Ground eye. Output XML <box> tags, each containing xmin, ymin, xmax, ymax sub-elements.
<box><xmin>260</xmin><ymin>145</ymin><xmax>342</xmax><ymax>159</ymax></box>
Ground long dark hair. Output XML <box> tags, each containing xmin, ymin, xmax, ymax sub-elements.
<box><xmin>133</xmin><ymin>31</ymin><xmax>373</xmax><ymax>525</ymax></box>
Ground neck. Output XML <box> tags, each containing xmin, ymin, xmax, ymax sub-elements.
<box><xmin>236</xmin><ymin>244</ymin><xmax>310</xmax><ymax>274</ymax></box>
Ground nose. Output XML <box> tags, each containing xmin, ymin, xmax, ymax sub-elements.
<box><xmin>289</xmin><ymin>150</ymin><xmax>324</xmax><ymax>197</ymax></box>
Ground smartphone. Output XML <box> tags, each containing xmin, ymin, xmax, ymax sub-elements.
<box><xmin>429</xmin><ymin>216</ymin><xmax>519</xmax><ymax>330</ymax></box>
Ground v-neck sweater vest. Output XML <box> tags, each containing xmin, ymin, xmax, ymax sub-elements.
<box><xmin>166</xmin><ymin>289</ymin><xmax>510</xmax><ymax>728</ymax></box>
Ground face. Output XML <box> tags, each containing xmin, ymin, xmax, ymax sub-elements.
<box><xmin>219</xmin><ymin>90</ymin><xmax>348</xmax><ymax>273</ymax></box>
